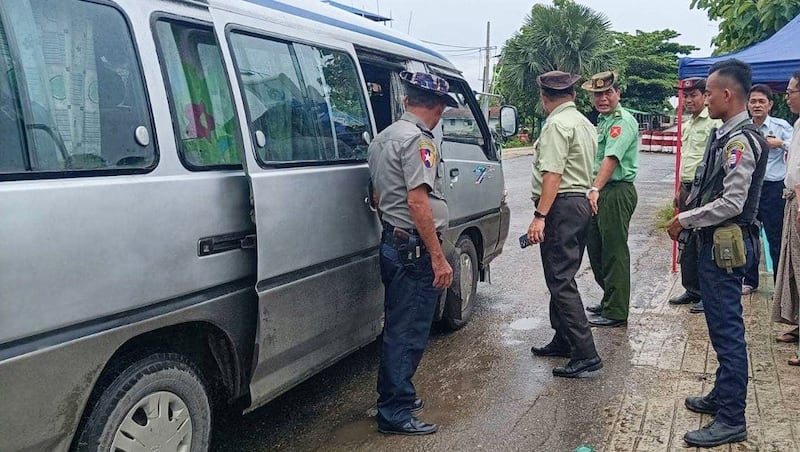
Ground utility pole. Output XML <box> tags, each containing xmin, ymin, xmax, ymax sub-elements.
<box><xmin>482</xmin><ymin>21</ymin><xmax>491</xmax><ymax>93</ymax></box>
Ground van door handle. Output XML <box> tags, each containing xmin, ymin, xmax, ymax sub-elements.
<box><xmin>198</xmin><ymin>231</ymin><xmax>256</xmax><ymax>256</ymax></box>
<box><xmin>450</xmin><ymin>169</ymin><xmax>459</xmax><ymax>178</ymax></box>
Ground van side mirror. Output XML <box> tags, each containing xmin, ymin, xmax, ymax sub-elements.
<box><xmin>499</xmin><ymin>105</ymin><xmax>519</xmax><ymax>138</ymax></box>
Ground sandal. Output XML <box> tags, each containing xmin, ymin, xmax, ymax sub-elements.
<box><xmin>789</xmin><ymin>357</ymin><xmax>800</xmax><ymax>366</ymax></box>
<box><xmin>777</xmin><ymin>327</ymin><xmax>800</xmax><ymax>343</ymax></box>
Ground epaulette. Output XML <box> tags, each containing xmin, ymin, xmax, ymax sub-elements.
<box><xmin>613</xmin><ymin>110</ymin><xmax>622</xmax><ymax>118</ymax></box>
<box><xmin>415</xmin><ymin>123</ymin><xmax>435</xmax><ymax>139</ymax></box>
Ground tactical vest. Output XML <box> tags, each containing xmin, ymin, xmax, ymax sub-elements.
<box><xmin>690</xmin><ymin>122</ymin><xmax>769</xmax><ymax>226</ymax></box>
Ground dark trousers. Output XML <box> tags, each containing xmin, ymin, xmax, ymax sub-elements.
<box><xmin>744</xmin><ymin>180</ymin><xmax>785</xmax><ymax>287</ymax></box>
<box><xmin>677</xmin><ymin>183</ymin><xmax>701</xmax><ymax>299</ymax></box>
<box><xmin>699</xmin><ymin>230</ymin><xmax>754</xmax><ymax>427</ymax></box>
<box><xmin>376</xmin><ymin>234</ymin><xmax>441</xmax><ymax>426</ymax></box>
<box><xmin>587</xmin><ymin>181</ymin><xmax>638</xmax><ymax>320</ymax></box>
<box><xmin>541</xmin><ymin>195</ymin><xmax>597</xmax><ymax>359</ymax></box>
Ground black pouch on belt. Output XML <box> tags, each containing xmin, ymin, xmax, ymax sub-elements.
<box><xmin>393</xmin><ymin>229</ymin><xmax>421</xmax><ymax>268</ymax></box>
<box><xmin>712</xmin><ymin>224</ymin><xmax>746</xmax><ymax>273</ymax></box>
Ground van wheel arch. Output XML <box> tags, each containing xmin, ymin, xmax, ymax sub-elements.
<box><xmin>69</xmin><ymin>322</ymin><xmax>243</xmax><ymax>451</ymax></box>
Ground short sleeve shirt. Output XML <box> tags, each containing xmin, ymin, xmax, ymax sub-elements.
<box><xmin>367</xmin><ymin>112</ymin><xmax>448</xmax><ymax>232</ymax></box>
<box><xmin>757</xmin><ymin>115</ymin><xmax>794</xmax><ymax>181</ymax></box>
<box><xmin>680</xmin><ymin>108</ymin><xmax>721</xmax><ymax>182</ymax></box>
<box><xmin>531</xmin><ymin>102</ymin><xmax>597</xmax><ymax>199</ymax></box>
<box><xmin>594</xmin><ymin>104</ymin><xmax>639</xmax><ymax>182</ymax></box>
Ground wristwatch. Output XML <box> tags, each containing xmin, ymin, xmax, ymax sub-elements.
<box><xmin>534</xmin><ymin>209</ymin><xmax>547</xmax><ymax>219</ymax></box>
<box><xmin>586</xmin><ymin>186</ymin><xmax>600</xmax><ymax>197</ymax></box>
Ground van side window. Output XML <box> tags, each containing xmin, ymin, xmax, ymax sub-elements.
<box><xmin>155</xmin><ymin>20</ymin><xmax>242</xmax><ymax>169</ymax></box>
<box><xmin>229</xmin><ymin>32</ymin><xmax>370</xmax><ymax>164</ymax></box>
<box><xmin>441</xmin><ymin>87</ymin><xmax>484</xmax><ymax>146</ymax></box>
<box><xmin>0</xmin><ymin>0</ymin><xmax>155</xmax><ymax>177</ymax></box>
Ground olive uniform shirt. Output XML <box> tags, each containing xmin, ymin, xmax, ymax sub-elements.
<box><xmin>594</xmin><ymin>104</ymin><xmax>639</xmax><ymax>181</ymax></box>
<box><xmin>367</xmin><ymin>112</ymin><xmax>448</xmax><ymax>232</ymax></box>
<box><xmin>531</xmin><ymin>101</ymin><xmax>597</xmax><ymax>199</ymax></box>
<box><xmin>679</xmin><ymin>111</ymin><xmax>759</xmax><ymax>229</ymax></box>
<box><xmin>681</xmin><ymin>108</ymin><xmax>721</xmax><ymax>183</ymax></box>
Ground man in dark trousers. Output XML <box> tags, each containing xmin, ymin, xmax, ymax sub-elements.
<box><xmin>528</xmin><ymin>71</ymin><xmax>602</xmax><ymax>378</ymax></box>
<box><xmin>367</xmin><ymin>71</ymin><xmax>455</xmax><ymax>436</ymax></box>
<box><xmin>667</xmin><ymin>59</ymin><xmax>768</xmax><ymax>447</ymax></box>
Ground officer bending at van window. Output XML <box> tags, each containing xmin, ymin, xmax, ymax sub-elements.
<box><xmin>528</xmin><ymin>71</ymin><xmax>602</xmax><ymax>378</ymax></box>
<box><xmin>667</xmin><ymin>59</ymin><xmax>768</xmax><ymax>448</ymax></box>
<box><xmin>367</xmin><ymin>71</ymin><xmax>456</xmax><ymax>436</ymax></box>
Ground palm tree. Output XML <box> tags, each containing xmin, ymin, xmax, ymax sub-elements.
<box><xmin>495</xmin><ymin>0</ymin><xmax>615</xmax><ymax>124</ymax></box>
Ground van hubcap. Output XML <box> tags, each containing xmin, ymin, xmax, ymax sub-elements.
<box><xmin>459</xmin><ymin>252</ymin><xmax>474</xmax><ymax>311</ymax></box>
<box><xmin>112</xmin><ymin>391</ymin><xmax>192</xmax><ymax>452</ymax></box>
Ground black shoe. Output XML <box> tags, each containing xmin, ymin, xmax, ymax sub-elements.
<box><xmin>552</xmin><ymin>355</ymin><xmax>603</xmax><ymax>378</ymax></box>
<box><xmin>586</xmin><ymin>304</ymin><xmax>603</xmax><ymax>314</ymax></box>
<box><xmin>684</xmin><ymin>420</ymin><xmax>746</xmax><ymax>447</ymax></box>
<box><xmin>531</xmin><ymin>342</ymin><xmax>571</xmax><ymax>358</ymax></box>
<box><xmin>669</xmin><ymin>292</ymin><xmax>699</xmax><ymax>305</ymax></box>
<box><xmin>377</xmin><ymin>417</ymin><xmax>439</xmax><ymax>436</ymax></box>
<box><xmin>690</xmin><ymin>300</ymin><xmax>705</xmax><ymax>314</ymax></box>
<box><xmin>588</xmin><ymin>315</ymin><xmax>627</xmax><ymax>327</ymax></box>
<box><xmin>685</xmin><ymin>394</ymin><xmax>718</xmax><ymax>415</ymax></box>
<box><xmin>411</xmin><ymin>398</ymin><xmax>424</xmax><ymax>413</ymax></box>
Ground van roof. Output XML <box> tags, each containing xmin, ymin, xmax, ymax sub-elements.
<box><xmin>206</xmin><ymin>0</ymin><xmax>457</xmax><ymax>72</ymax></box>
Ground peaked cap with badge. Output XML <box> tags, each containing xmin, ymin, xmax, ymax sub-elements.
<box><xmin>681</xmin><ymin>77</ymin><xmax>707</xmax><ymax>93</ymax></box>
<box><xmin>582</xmin><ymin>70</ymin><xmax>619</xmax><ymax>92</ymax></box>
<box><xmin>399</xmin><ymin>70</ymin><xmax>459</xmax><ymax>107</ymax></box>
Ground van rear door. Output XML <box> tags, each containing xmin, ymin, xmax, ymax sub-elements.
<box><xmin>211</xmin><ymin>10</ymin><xmax>384</xmax><ymax>408</ymax></box>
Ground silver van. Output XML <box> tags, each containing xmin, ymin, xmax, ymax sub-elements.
<box><xmin>0</xmin><ymin>0</ymin><xmax>516</xmax><ymax>450</ymax></box>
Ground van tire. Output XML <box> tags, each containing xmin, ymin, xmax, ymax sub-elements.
<box><xmin>444</xmin><ymin>235</ymin><xmax>478</xmax><ymax>330</ymax></box>
<box><xmin>73</xmin><ymin>353</ymin><xmax>212</xmax><ymax>452</ymax></box>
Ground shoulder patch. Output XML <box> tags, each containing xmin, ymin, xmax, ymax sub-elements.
<box><xmin>419</xmin><ymin>138</ymin><xmax>437</xmax><ymax>168</ymax></box>
<box><xmin>725</xmin><ymin>139</ymin><xmax>746</xmax><ymax>169</ymax></box>
<box><xmin>609</xmin><ymin>125</ymin><xmax>622</xmax><ymax>138</ymax></box>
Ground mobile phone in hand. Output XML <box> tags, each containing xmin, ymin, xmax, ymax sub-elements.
<box><xmin>519</xmin><ymin>233</ymin><xmax>532</xmax><ymax>249</ymax></box>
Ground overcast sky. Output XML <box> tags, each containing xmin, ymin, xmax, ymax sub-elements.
<box><xmin>347</xmin><ymin>0</ymin><xmax>720</xmax><ymax>88</ymax></box>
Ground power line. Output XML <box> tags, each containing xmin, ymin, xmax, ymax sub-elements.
<box><xmin>420</xmin><ymin>39</ymin><xmax>483</xmax><ymax>50</ymax></box>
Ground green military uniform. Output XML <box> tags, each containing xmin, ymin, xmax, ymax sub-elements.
<box><xmin>583</xmin><ymin>71</ymin><xmax>640</xmax><ymax>321</ymax></box>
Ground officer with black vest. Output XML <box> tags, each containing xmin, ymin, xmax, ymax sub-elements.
<box><xmin>667</xmin><ymin>59</ymin><xmax>768</xmax><ymax>448</ymax></box>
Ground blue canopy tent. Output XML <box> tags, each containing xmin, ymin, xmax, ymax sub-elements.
<box><xmin>670</xmin><ymin>15</ymin><xmax>800</xmax><ymax>271</ymax></box>
<box><xmin>679</xmin><ymin>13</ymin><xmax>800</xmax><ymax>85</ymax></box>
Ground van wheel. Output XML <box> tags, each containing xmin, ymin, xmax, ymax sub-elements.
<box><xmin>74</xmin><ymin>353</ymin><xmax>211</xmax><ymax>452</ymax></box>
<box><xmin>444</xmin><ymin>235</ymin><xmax>479</xmax><ymax>330</ymax></box>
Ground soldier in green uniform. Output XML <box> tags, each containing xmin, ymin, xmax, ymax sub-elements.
<box><xmin>583</xmin><ymin>70</ymin><xmax>639</xmax><ymax>327</ymax></box>
<box><xmin>528</xmin><ymin>71</ymin><xmax>602</xmax><ymax>378</ymax></box>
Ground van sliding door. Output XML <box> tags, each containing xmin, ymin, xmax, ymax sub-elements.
<box><xmin>211</xmin><ymin>10</ymin><xmax>384</xmax><ymax>408</ymax></box>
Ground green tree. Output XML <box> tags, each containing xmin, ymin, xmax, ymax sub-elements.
<box><xmin>690</xmin><ymin>0</ymin><xmax>800</xmax><ymax>53</ymax></box>
<box><xmin>494</xmin><ymin>0</ymin><xmax>615</xmax><ymax>128</ymax></box>
<box><xmin>612</xmin><ymin>30</ymin><xmax>697</xmax><ymax>113</ymax></box>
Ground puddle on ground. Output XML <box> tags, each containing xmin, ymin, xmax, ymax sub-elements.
<box><xmin>509</xmin><ymin>317</ymin><xmax>544</xmax><ymax>331</ymax></box>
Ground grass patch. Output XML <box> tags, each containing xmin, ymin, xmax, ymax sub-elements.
<box><xmin>654</xmin><ymin>201</ymin><xmax>676</xmax><ymax>230</ymax></box>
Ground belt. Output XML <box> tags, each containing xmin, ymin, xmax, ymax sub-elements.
<box><xmin>556</xmin><ymin>192</ymin><xmax>586</xmax><ymax>199</ymax></box>
<box><xmin>697</xmin><ymin>223</ymin><xmax>758</xmax><ymax>242</ymax></box>
<box><xmin>381</xmin><ymin>221</ymin><xmax>441</xmax><ymax>246</ymax></box>
<box><xmin>605</xmin><ymin>180</ymin><xmax>634</xmax><ymax>187</ymax></box>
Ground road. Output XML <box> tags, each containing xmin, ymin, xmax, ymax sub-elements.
<box><xmin>213</xmin><ymin>151</ymin><xmax>678</xmax><ymax>451</ymax></box>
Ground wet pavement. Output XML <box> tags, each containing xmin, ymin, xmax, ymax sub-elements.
<box><xmin>213</xmin><ymin>151</ymin><xmax>798</xmax><ymax>451</ymax></box>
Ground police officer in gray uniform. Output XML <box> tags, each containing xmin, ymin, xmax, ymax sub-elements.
<box><xmin>367</xmin><ymin>71</ymin><xmax>456</xmax><ymax>436</ymax></box>
<box><xmin>667</xmin><ymin>59</ymin><xmax>768</xmax><ymax>448</ymax></box>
